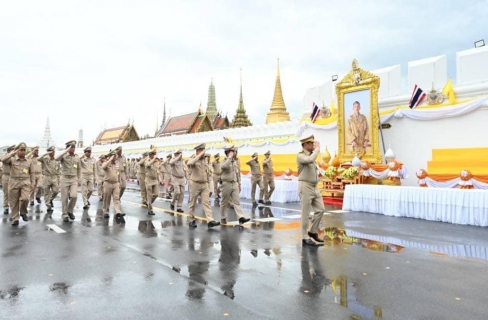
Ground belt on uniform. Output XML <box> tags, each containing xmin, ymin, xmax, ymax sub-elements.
<box><xmin>222</xmin><ymin>180</ymin><xmax>237</xmax><ymax>183</ymax></box>
<box><xmin>62</xmin><ymin>175</ymin><xmax>77</xmax><ymax>178</ymax></box>
<box><xmin>192</xmin><ymin>180</ymin><xmax>207</xmax><ymax>184</ymax></box>
<box><xmin>173</xmin><ymin>175</ymin><xmax>184</xmax><ymax>179</ymax></box>
<box><xmin>10</xmin><ymin>177</ymin><xmax>29</xmax><ymax>180</ymax></box>
<box><xmin>44</xmin><ymin>174</ymin><xmax>58</xmax><ymax>177</ymax></box>
<box><xmin>2</xmin><ymin>173</ymin><xmax>10</xmax><ymax>176</ymax></box>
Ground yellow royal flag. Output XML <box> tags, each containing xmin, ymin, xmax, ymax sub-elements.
<box><xmin>442</xmin><ymin>79</ymin><xmax>456</xmax><ymax>104</ymax></box>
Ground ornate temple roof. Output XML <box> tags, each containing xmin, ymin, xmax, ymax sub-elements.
<box><xmin>94</xmin><ymin>124</ymin><xmax>139</xmax><ymax>145</ymax></box>
<box><xmin>230</xmin><ymin>69</ymin><xmax>252</xmax><ymax>128</ymax></box>
<box><xmin>266</xmin><ymin>59</ymin><xmax>290</xmax><ymax>124</ymax></box>
<box><xmin>213</xmin><ymin>112</ymin><xmax>229</xmax><ymax>130</ymax></box>
<box><xmin>158</xmin><ymin>109</ymin><xmax>214</xmax><ymax>137</ymax></box>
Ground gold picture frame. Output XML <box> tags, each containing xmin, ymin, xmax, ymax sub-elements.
<box><xmin>336</xmin><ymin>59</ymin><xmax>382</xmax><ymax>164</ymax></box>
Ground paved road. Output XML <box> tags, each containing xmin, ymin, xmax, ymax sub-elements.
<box><xmin>1</xmin><ymin>185</ymin><xmax>488</xmax><ymax>319</ymax></box>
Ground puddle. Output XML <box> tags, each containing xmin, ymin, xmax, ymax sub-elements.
<box><xmin>0</xmin><ymin>285</ymin><xmax>25</xmax><ymax>300</ymax></box>
<box><xmin>50</xmin><ymin>282</ymin><xmax>70</xmax><ymax>294</ymax></box>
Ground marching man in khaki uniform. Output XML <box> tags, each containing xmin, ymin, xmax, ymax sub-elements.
<box><xmin>262</xmin><ymin>151</ymin><xmax>275</xmax><ymax>205</ymax></box>
<box><xmin>95</xmin><ymin>155</ymin><xmax>106</xmax><ymax>201</ymax></box>
<box><xmin>0</xmin><ymin>144</ymin><xmax>16</xmax><ymax>215</ymax></box>
<box><xmin>38</xmin><ymin>146</ymin><xmax>59</xmax><ymax>212</ymax></box>
<box><xmin>145</xmin><ymin>150</ymin><xmax>159</xmax><ymax>216</ymax></box>
<box><xmin>138</xmin><ymin>152</ymin><xmax>148</xmax><ymax>206</ymax></box>
<box><xmin>80</xmin><ymin>147</ymin><xmax>96</xmax><ymax>209</ymax></box>
<box><xmin>205</xmin><ymin>154</ymin><xmax>214</xmax><ymax>198</ymax></box>
<box><xmin>170</xmin><ymin>149</ymin><xmax>186</xmax><ymax>213</ymax></box>
<box><xmin>27</xmin><ymin>146</ymin><xmax>43</xmax><ymax>205</ymax></box>
<box><xmin>115</xmin><ymin>146</ymin><xmax>127</xmax><ymax>199</ymax></box>
<box><xmin>55</xmin><ymin>140</ymin><xmax>81</xmax><ymax>222</ymax></box>
<box><xmin>297</xmin><ymin>135</ymin><xmax>325</xmax><ymax>246</ymax></box>
<box><xmin>212</xmin><ymin>153</ymin><xmax>221</xmax><ymax>199</ymax></box>
<box><xmin>163</xmin><ymin>154</ymin><xmax>173</xmax><ymax>199</ymax></box>
<box><xmin>220</xmin><ymin>145</ymin><xmax>250</xmax><ymax>225</ymax></box>
<box><xmin>186</xmin><ymin>144</ymin><xmax>220</xmax><ymax>229</ymax></box>
<box><xmin>2</xmin><ymin>143</ymin><xmax>35</xmax><ymax>226</ymax></box>
<box><xmin>102</xmin><ymin>152</ymin><xmax>125</xmax><ymax>223</ymax></box>
<box><xmin>246</xmin><ymin>152</ymin><xmax>264</xmax><ymax>205</ymax></box>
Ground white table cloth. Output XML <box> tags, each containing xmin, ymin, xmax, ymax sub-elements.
<box><xmin>343</xmin><ymin>185</ymin><xmax>488</xmax><ymax>227</ymax></box>
<box><xmin>239</xmin><ymin>178</ymin><xmax>299</xmax><ymax>203</ymax></box>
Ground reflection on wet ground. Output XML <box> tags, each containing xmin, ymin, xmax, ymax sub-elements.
<box><xmin>2</xmin><ymin>190</ymin><xmax>488</xmax><ymax>319</ymax></box>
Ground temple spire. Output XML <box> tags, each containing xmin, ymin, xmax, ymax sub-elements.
<box><xmin>39</xmin><ymin>117</ymin><xmax>56</xmax><ymax>148</ymax></box>
<box><xmin>162</xmin><ymin>97</ymin><xmax>167</xmax><ymax>125</ymax></box>
<box><xmin>266</xmin><ymin>58</ymin><xmax>290</xmax><ymax>124</ymax></box>
<box><xmin>206</xmin><ymin>78</ymin><xmax>218</xmax><ymax>119</ymax></box>
<box><xmin>230</xmin><ymin>68</ymin><xmax>252</xmax><ymax>128</ymax></box>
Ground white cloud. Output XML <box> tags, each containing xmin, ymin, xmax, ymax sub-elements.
<box><xmin>0</xmin><ymin>0</ymin><xmax>487</xmax><ymax>146</ymax></box>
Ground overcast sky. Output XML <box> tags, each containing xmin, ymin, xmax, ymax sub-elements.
<box><xmin>1</xmin><ymin>0</ymin><xmax>487</xmax><ymax>147</ymax></box>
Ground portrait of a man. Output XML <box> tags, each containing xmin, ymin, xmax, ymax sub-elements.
<box><xmin>347</xmin><ymin>101</ymin><xmax>369</xmax><ymax>156</ymax></box>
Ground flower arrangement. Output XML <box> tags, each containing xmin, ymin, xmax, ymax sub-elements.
<box><xmin>460</xmin><ymin>170</ymin><xmax>473</xmax><ymax>181</ymax></box>
<box><xmin>360</xmin><ymin>161</ymin><xmax>371</xmax><ymax>170</ymax></box>
<box><xmin>325</xmin><ymin>166</ymin><xmax>337</xmax><ymax>178</ymax></box>
<box><xmin>341</xmin><ymin>167</ymin><xmax>358</xmax><ymax>179</ymax></box>
<box><xmin>416</xmin><ymin>169</ymin><xmax>428</xmax><ymax>179</ymax></box>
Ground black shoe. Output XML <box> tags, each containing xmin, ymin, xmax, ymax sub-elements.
<box><xmin>36</xmin><ymin>197</ymin><xmax>41</xmax><ymax>204</ymax></box>
<box><xmin>83</xmin><ymin>205</ymin><xmax>89</xmax><ymax>209</ymax></box>
<box><xmin>99</xmin><ymin>197</ymin><xmax>103</xmax><ymax>201</ymax></box>
<box><xmin>258</xmin><ymin>200</ymin><xmax>264</xmax><ymax>204</ymax></box>
<box><xmin>3</xmin><ymin>209</ymin><xmax>8</xmax><ymax>215</ymax></box>
<box><xmin>116</xmin><ymin>214</ymin><xmax>126</xmax><ymax>224</ymax></box>
<box><xmin>166</xmin><ymin>195</ymin><xmax>171</xmax><ymax>199</ymax></box>
<box><xmin>148</xmin><ymin>211</ymin><xmax>155</xmax><ymax>216</ymax></box>
<box><xmin>50</xmin><ymin>201</ymin><xmax>54</xmax><ymax>207</ymax></box>
<box><xmin>103</xmin><ymin>214</ymin><xmax>110</xmax><ymax>219</ymax></box>
<box><xmin>302</xmin><ymin>239</ymin><xmax>321</xmax><ymax>246</ymax></box>
<box><xmin>238</xmin><ymin>217</ymin><xmax>250</xmax><ymax>224</ymax></box>
<box><xmin>252</xmin><ymin>201</ymin><xmax>258</xmax><ymax>206</ymax></box>
<box><xmin>68</xmin><ymin>213</ymin><xmax>75</xmax><ymax>220</ymax></box>
<box><xmin>21</xmin><ymin>214</ymin><xmax>28</xmax><ymax>222</ymax></box>
<box><xmin>251</xmin><ymin>249</ymin><xmax>258</xmax><ymax>257</ymax></box>
<box><xmin>208</xmin><ymin>220</ymin><xmax>220</xmax><ymax>228</ymax></box>
<box><xmin>189</xmin><ymin>220</ymin><xmax>197</xmax><ymax>229</ymax></box>
<box><xmin>63</xmin><ymin>217</ymin><xmax>69</xmax><ymax>222</ymax></box>
<box><xmin>87</xmin><ymin>201</ymin><xmax>90</xmax><ymax>205</ymax></box>
<box><xmin>308</xmin><ymin>232</ymin><xmax>324</xmax><ymax>243</ymax></box>
<box><xmin>177</xmin><ymin>209</ymin><xmax>184</xmax><ymax>213</ymax></box>
<box><xmin>221</xmin><ymin>218</ymin><xmax>227</xmax><ymax>224</ymax></box>
<box><xmin>30</xmin><ymin>201</ymin><xmax>34</xmax><ymax>206</ymax></box>
<box><xmin>12</xmin><ymin>220</ymin><xmax>19</xmax><ymax>226</ymax></box>
<box><xmin>46</xmin><ymin>206</ymin><xmax>53</xmax><ymax>212</ymax></box>
<box><xmin>265</xmin><ymin>201</ymin><xmax>272</xmax><ymax>205</ymax></box>
<box><xmin>170</xmin><ymin>203</ymin><xmax>175</xmax><ymax>210</ymax></box>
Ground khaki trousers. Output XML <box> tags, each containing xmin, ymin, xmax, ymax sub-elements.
<box><xmin>188</xmin><ymin>181</ymin><xmax>214</xmax><ymax>220</ymax></box>
<box><xmin>103</xmin><ymin>181</ymin><xmax>121</xmax><ymax>214</ymax></box>
<box><xmin>60</xmin><ymin>176</ymin><xmax>78</xmax><ymax>217</ymax></box>
<box><xmin>138</xmin><ymin>174</ymin><xmax>147</xmax><ymax>202</ymax></box>
<box><xmin>213</xmin><ymin>174</ymin><xmax>221</xmax><ymax>197</ymax></box>
<box><xmin>250</xmin><ymin>174</ymin><xmax>264</xmax><ymax>202</ymax></box>
<box><xmin>171</xmin><ymin>177</ymin><xmax>185</xmax><ymax>209</ymax></box>
<box><xmin>263</xmin><ymin>174</ymin><xmax>275</xmax><ymax>201</ymax></box>
<box><xmin>43</xmin><ymin>175</ymin><xmax>59</xmax><ymax>206</ymax></box>
<box><xmin>2</xmin><ymin>175</ymin><xmax>10</xmax><ymax>209</ymax></box>
<box><xmin>81</xmin><ymin>175</ymin><xmax>94</xmax><ymax>205</ymax></box>
<box><xmin>220</xmin><ymin>181</ymin><xmax>244</xmax><ymax>219</ymax></box>
<box><xmin>97</xmin><ymin>180</ymin><xmax>104</xmax><ymax>199</ymax></box>
<box><xmin>30</xmin><ymin>174</ymin><xmax>43</xmax><ymax>201</ymax></box>
<box><xmin>119</xmin><ymin>173</ymin><xmax>126</xmax><ymax>198</ymax></box>
<box><xmin>9</xmin><ymin>179</ymin><xmax>30</xmax><ymax>221</ymax></box>
<box><xmin>162</xmin><ymin>173</ymin><xmax>171</xmax><ymax>195</ymax></box>
<box><xmin>145</xmin><ymin>180</ymin><xmax>158</xmax><ymax>211</ymax></box>
<box><xmin>298</xmin><ymin>182</ymin><xmax>325</xmax><ymax>239</ymax></box>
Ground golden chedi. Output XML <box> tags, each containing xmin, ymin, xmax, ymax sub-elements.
<box><xmin>266</xmin><ymin>59</ymin><xmax>290</xmax><ymax>124</ymax></box>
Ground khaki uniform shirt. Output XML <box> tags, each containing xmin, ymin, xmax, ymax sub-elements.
<box><xmin>27</xmin><ymin>154</ymin><xmax>43</xmax><ymax>176</ymax></box>
<box><xmin>0</xmin><ymin>153</ymin><xmax>12</xmax><ymax>176</ymax></box>
<box><xmin>38</xmin><ymin>154</ymin><xmax>59</xmax><ymax>177</ymax></box>
<box><xmin>163</xmin><ymin>162</ymin><xmax>172</xmax><ymax>176</ymax></box>
<box><xmin>159</xmin><ymin>161</ymin><xmax>166</xmax><ymax>175</ymax></box>
<box><xmin>170</xmin><ymin>156</ymin><xmax>186</xmax><ymax>179</ymax></box>
<box><xmin>138</xmin><ymin>158</ymin><xmax>147</xmax><ymax>176</ymax></box>
<box><xmin>117</xmin><ymin>155</ymin><xmax>127</xmax><ymax>176</ymax></box>
<box><xmin>145</xmin><ymin>158</ymin><xmax>159</xmax><ymax>183</ymax></box>
<box><xmin>3</xmin><ymin>154</ymin><xmax>35</xmax><ymax>184</ymax></box>
<box><xmin>96</xmin><ymin>161</ymin><xmax>105</xmax><ymax>182</ymax></box>
<box><xmin>102</xmin><ymin>160</ymin><xmax>119</xmax><ymax>183</ymax></box>
<box><xmin>263</xmin><ymin>158</ymin><xmax>274</xmax><ymax>175</ymax></box>
<box><xmin>221</xmin><ymin>157</ymin><xmax>240</xmax><ymax>183</ymax></box>
<box><xmin>297</xmin><ymin>149</ymin><xmax>320</xmax><ymax>184</ymax></box>
<box><xmin>80</xmin><ymin>155</ymin><xmax>96</xmax><ymax>177</ymax></box>
<box><xmin>187</xmin><ymin>153</ymin><xmax>208</xmax><ymax>183</ymax></box>
<box><xmin>246</xmin><ymin>159</ymin><xmax>262</xmax><ymax>175</ymax></box>
<box><xmin>212</xmin><ymin>160</ymin><xmax>222</xmax><ymax>175</ymax></box>
<box><xmin>55</xmin><ymin>151</ymin><xmax>81</xmax><ymax>178</ymax></box>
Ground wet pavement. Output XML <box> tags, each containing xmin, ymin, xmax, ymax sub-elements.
<box><xmin>1</xmin><ymin>184</ymin><xmax>488</xmax><ymax>319</ymax></box>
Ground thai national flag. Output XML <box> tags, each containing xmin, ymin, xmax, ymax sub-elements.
<box><xmin>310</xmin><ymin>103</ymin><xmax>320</xmax><ymax>122</ymax></box>
<box><xmin>409</xmin><ymin>85</ymin><xmax>426</xmax><ymax>109</ymax></box>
